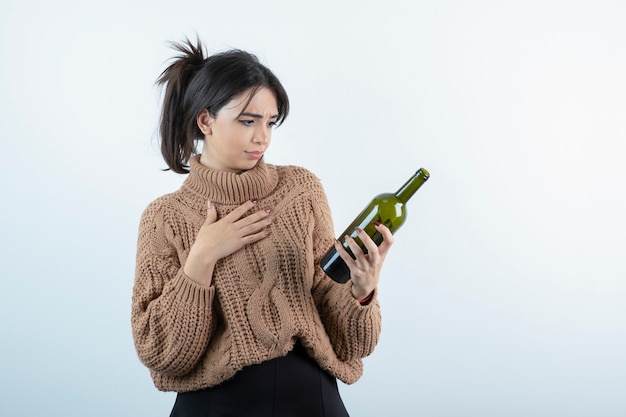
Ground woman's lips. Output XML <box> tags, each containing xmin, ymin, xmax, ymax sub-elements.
<box><xmin>246</xmin><ymin>151</ymin><xmax>264</xmax><ymax>159</ymax></box>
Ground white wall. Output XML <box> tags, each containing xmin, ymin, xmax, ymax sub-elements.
<box><xmin>1</xmin><ymin>0</ymin><xmax>624</xmax><ymax>416</ymax></box>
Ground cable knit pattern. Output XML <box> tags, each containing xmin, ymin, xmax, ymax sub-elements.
<box><xmin>132</xmin><ymin>156</ymin><xmax>382</xmax><ymax>392</ymax></box>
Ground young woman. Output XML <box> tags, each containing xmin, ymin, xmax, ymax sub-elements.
<box><xmin>131</xmin><ymin>38</ymin><xmax>395</xmax><ymax>417</ymax></box>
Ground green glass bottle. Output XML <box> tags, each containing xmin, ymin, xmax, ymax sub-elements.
<box><xmin>320</xmin><ymin>168</ymin><xmax>430</xmax><ymax>283</ymax></box>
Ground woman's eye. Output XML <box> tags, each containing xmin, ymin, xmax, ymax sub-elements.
<box><xmin>268</xmin><ymin>121</ymin><xmax>277</xmax><ymax>128</ymax></box>
<box><xmin>239</xmin><ymin>119</ymin><xmax>254</xmax><ymax>126</ymax></box>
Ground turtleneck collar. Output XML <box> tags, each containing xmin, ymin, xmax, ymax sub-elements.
<box><xmin>182</xmin><ymin>156</ymin><xmax>279</xmax><ymax>204</ymax></box>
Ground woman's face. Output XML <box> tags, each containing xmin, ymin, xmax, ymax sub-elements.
<box><xmin>198</xmin><ymin>87</ymin><xmax>279</xmax><ymax>173</ymax></box>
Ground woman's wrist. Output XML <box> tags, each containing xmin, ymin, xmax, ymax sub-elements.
<box><xmin>351</xmin><ymin>284</ymin><xmax>375</xmax><ymax>305</ymax></box>
<box><xmin>183</xmin><ymin>261</ymin><xmax>215</xmax><ymax>288</ymax></box>
<box><xmin>357</xmin><ymin>290</ymin><xmax>375</xmax><ymax>305</ymax></box>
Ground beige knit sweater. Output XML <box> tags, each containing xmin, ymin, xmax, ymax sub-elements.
<box><xmin>131</xmin><ymin>156</ymin><xmax>382</xmax><ymax>392</ymax></box>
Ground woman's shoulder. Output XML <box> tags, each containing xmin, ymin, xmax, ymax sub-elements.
<box><xmin>139</xmin><ymin>191</ymin><xmax>181</xmax><ymax>223</ymax></box>
<box><xmin>273</xmin><ymin>164</ymin><xmax>323</xmax><ymax>186</ymax></box>
<box><xmin>270</xmin><ymin>164</ymin><xmax>330</xmax><ymax>206</ymax></box>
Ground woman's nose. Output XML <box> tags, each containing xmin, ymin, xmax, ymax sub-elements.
<box><xmin>253</xmin><ymin>125</ymin><xmax>271</xmax><ymax>144</ymax></box>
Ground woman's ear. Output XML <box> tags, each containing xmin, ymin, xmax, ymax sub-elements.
<box><xmin>197</xmin><ymin>109</ymin><xmax>213</xmax><ymax>135</ymax></box>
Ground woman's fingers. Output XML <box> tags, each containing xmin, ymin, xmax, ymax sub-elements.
<box><xmin>343</xmin><ymin>223</ymin><xmax>394</xmax><ymax>265</ymax></box>
<box><xmin>221</xmin><ymin>199</ymin><xmax>273</xmax><ymax>234</ymax></box>
<box><xmin>374</xmin><ymin>222</ymin><xmax>394</xmax><ymax>253</ymax></box>
<box><xmin>199</xmin><ymin>201</ymin><xmax>272</xmax><ymax>256</ymax></box>
<box><xmin>222</xmin><ymin>199</ymin><xmax>260</xmax><ymax>223</ymax></box>
<box><xmin>356</xmin><ymin>228</ymin><xmax>380</xmax><ymax>263</ymax></box>
<box><xmin>338</xmin><ymin>223</ymin><xmax>396</xmax><ymax>299</ymax></box>
<box><xmin>204</xmin><ymin>200</ymin><xmax>218</xmax><ymax>225</ymax></box>
<box><xmin>185</xmin><ymin>200</ymin><xmax>274</xmax><ymax>285</ymax></box>
<box><xmin>237</xmin><ymin>207</ymin><xmax>272</xmax><ymax>236</ymax></box>
<box><xmin>334</xmin><ymin>237</ymin><xmax>358</xmax><ymax>268</ymax></box>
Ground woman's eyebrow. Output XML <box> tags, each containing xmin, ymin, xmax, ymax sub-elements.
<box><xmin>240</xmin><ymin>112</ymin><xmax>279</xmax><ymax>119</ymax></box>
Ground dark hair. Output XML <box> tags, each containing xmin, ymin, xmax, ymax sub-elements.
<box><xmin>156</xmin><ymin>37</ymin><xmax>290</xmax><ymax>173</ymax></box>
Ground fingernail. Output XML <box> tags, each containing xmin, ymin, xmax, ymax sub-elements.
<box><xmin>207</xmin><ymin>200</ymin><xmax>211</xmax><ymax>210</ymax></box>
<box><xmin>251</xmin><ymin>198</ymin><xmax>258</xmax><ymax>204</ymax></box>
<box><xmin>355</xmin><ymin>227</ymin><xmax>363</xmax><ymax>234</ymax></box>
<box><xmin>374</xmin><ymin>221</ymin><xmax>382</xmax><ymax>226</ymax></box>
<box><xmin>264</xmin><ymin>207</ymin><xmax>271</xmax><ymax>213</ymax></box>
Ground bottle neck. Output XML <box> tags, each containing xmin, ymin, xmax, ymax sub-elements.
<box><xmin>395</xmin><ymin>168</ymin><xmax>430</xmax><ymax>204</ymax></box>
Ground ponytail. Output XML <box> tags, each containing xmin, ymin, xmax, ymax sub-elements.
<box><xmin>156</xmin><ymin>37</ymin><xmax>206</xmax><ymax>174</ymax></box>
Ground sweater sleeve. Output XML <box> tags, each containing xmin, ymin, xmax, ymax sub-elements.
<box><xmin>131</xmin><ymin>199</ymin><xmax>216</xmax><ymax>377</ymax></box>
<box><xmin>308</xmin><ymin>180</ymin><xmax>382</xmax><ymax>362</ymax></box>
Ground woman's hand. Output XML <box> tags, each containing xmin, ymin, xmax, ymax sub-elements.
<box><xmin>184</xmin><ymin>199</ymin><xmax>272</xmax><ymax>287</ymax></box>
<box><xmin>334</xmin><ymin>223</ymin><xmax>394</xmax><ymax>301</ymax></box>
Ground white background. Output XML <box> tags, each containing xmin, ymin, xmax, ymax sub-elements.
<box><xmin>1</xmin><ymin>0</ymin><xmax>625</xmax><ymax>416</ymax></box>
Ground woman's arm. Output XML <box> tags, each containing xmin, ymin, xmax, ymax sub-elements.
<box><xmin>131</xmin><ymin>197</ymin><xmax>272</xmax><ymax>376</ymax></box>
<box><xmin>308</xmin><ymin>181</ymin><xmax>384</xmax><ymax>362</ymax></box>
<box><xmin>131</xmin><ymin>200</ymin><xmax>216</xmax><ymax>377</ymax></box>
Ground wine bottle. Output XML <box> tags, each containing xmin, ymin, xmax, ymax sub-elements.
<box><xmin>320</xmin><ymin>168</ymin><xmax>430</xmax><ymax>283</ymax></box>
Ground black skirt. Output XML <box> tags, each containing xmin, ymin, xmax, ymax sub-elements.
<box><xmin>169</xmin><ymin>343</ymin><xmax>350</xmax><ymax>417</ymax></box>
